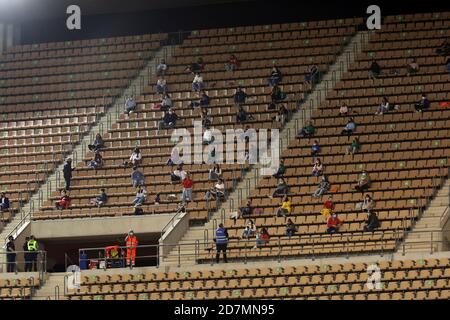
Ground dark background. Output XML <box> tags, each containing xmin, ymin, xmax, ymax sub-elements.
<box><xmin>2</xmin><ymin>0</ymin><xmax>449</xmax><ymax>44</ymax></box>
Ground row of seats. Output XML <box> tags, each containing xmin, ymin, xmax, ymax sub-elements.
<box><xmin>66</xmin><ymin>257</ymin><xmax>450</xmax><ymax>300</ymax></box>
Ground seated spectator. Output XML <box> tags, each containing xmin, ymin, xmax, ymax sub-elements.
<box><xmin>368</xmin><ymin>60</ymin><xmax>381</xmax><ymax>79</ymax></box>
<box><xmin>272</xmin><ymin>159</ymin><xmax>286</xmax><ymax>179</ymax></box>
<box><xmin>158</xmin><ymin>108</ymin><xmax>178</xmax><ymax>131</ymax></box>
<box><xmin>160</xmin><ymin>93</ymin><xmax>173</xmax><ymax>111</ymax></box>
<box><xmin>436</xmin><ymin>39</ymin><xmax>450</xmax><ymax>56</ymax></box>
<box><xmin>190</xmin><ymin>91</ymin><xmax>210</xmax><ymax>108</ymax></box>
<box><xmin>124</xmin><ymin>96</ymin><xmax>137</xmax><ymax>115</ymax></box>
<box><xmin>170</xmin><ymin>165</ymin><xmax>187</xmax><ymax>183</ymax></box>
<box><xmin>356</xmin><ymin>194</ymin><xmax>375</xmax><ymax>212</ymax></box>
<box><xmin>254</xmin><ymin>227</ymin><xmax>270</xmax><ymax>248</ymax></box>
<box><xmin>355</xmin><ymin>171</ymin><xmax>371</xmax><ymax>193</ymax></box>
<box><xmin>445</xmin><ymin>56</ymin><xmax>450</xmax><ymax>74</ymax></box>
<box><xmin>341</xmin><ymin>117</ymin><xmax>356</xmax><ymax>136</ymax></box>
<box><xmin>346</xmin><ymin>137</ymin><xmax>361</xmax><ymax>156</ymax></box>
<box><xmin>167</xmin><ymin>147</ymin><xmax>181</xmax><ymax>167</ymax></box>
<box><xmin>285</xmin><ymin>219</ymin><xmax>297</xmax><ymax>237</ymax></box>
<box><xmin>205</xmin><ymin>179</ymin><xmax>226</xmax><ymax>201</ymax></box>
<box><xmin>238</xmin><ymin>199</ymin><xmax>253</xmax><ymax>219</ymax></box>
<box><xmin>123</xmin><ymin>147</ymin><xmax>142</xmax><ymax>168</ymax></box>
<box><xmin>233</xmin><ymin>87</ymin><xmax>248</xmax><ymax>106</ymax></box>
<box><xmin>90</xmin><ymin>188</ymin><xmax>107</xmax><ymax>207</ymax></box>
<box><xmin>185</xmin><ymin>57</ymin><xmax>204</xmax><ymax>74</ymax></box>
<box><xmin>176</xmin><ymin>202</ymin><xmax>187</xmax><ymax>214</ymax></box>
<box><xmin>241</xmin><ymin>220</ymin><xmax>256</xmax><ymax>239</ymax></box>
<box><xmin>311</xmin><ymin>140</ymin><xmax>321</xmax><ymax>158</ymax></box>
<box><xmin>131</xmin><ymin>166</ymin><xmax>145</xmax><ymax>188</ymax></box>
<box><xmin>181</xmin><ymin>174</ymin><xmax>194</xmax><ymax>203</ymax></box>
<box><xmin>304</xmin><ymin>64</ymin><xmax>320</xmax><ymax>90</ymax></box>
<box><xmin>326</xmin><ymin>213</ymin><xmax>343</xmax><ymax>234</ymax></box>
<box><xmin>268</xmin><ymin>67</ymin><xmax>282</xmax><ymax>87</ymax></box>
<box><xmin>415</xmin><ymin>94</ymin><xmax>430</xmax><ymax>113</ymax></box>
<box><xmin>201</xmin><ymin>108</ymin><xmax>212</xmax><ymax>127</ymax></box>
<box><xmin>338</xmin><ymin>102</ymin><xmax>349</xmax><ymax>116</ymax></box>
<box><xmin>132</xmin><ymin>186</ymin><xmax>148</xmax><ymax>207</ymax></box>
<box><xmin>225</xmin><ymin>54</ymin><xmax>241</xmax><ymax>71</ymax></box>
<box><xmin>156</xmin><ymin>77</ymin><xmax>167</xmax><ymax>94</ymax></box>
<box><xmin>323</xmin><ymin>195</ymin><xmax>335</xmax><ymax>211</ymax></box>
<box><xmin>154</xmin><ymin>193</ymin><xmax>161</xmax><ymax>205</ymax></box>
<box><xmin>296</xmin><ymin>121</ymin><xmax>316</xmax><ymax>139</ymax></box>
<box><xmin>312</xmin><ymin>175</ymin><xmax>330</xmax><ymax>198</ymax></box>
<box><xmin>87</xmin><ymin>151</ymin><xmax>104</xmax><ymax>169</ymax></box>
<box><xmin>208</xmin><ymin>164</ymin><xmax>222</xmax><ymax>181</ymax></box>
<box><xmin>0</xmin><ymin>192</ymin><xmax>10</xmax><ymax>212</ymax></box>
<box><xmin>236</xmin><ymin>106</ymin><xmax>254</xmax><ymax>123</ymax></box>
<box><xmin>156</xmin><ymin>59</ymin><xmax>168</xmax><ymax>76</ymax></box>
<box><xmin>203</xmin><ymin>126</ymin><xmax>215</xmax><ymax>145</ymax></box>
<box><xmin>88</xmin><ymin>133</ymin><xmax>105</xmax><ymax>152</ymax></box>
<box><xmin>269</xmin><ymin>178</ymin><xmax>289</xmax><ymax>198</ymax></box>
<box><xmin>192</xmin><ymin>73</ymin><xmax>204</xmax><ymax>92</ymax></box>
<box><xmin>363</xmin><ymin>211</ymin><xmax>380</xmax><ymax>232</ymax></box>
<box><xmin>406</xmin><ymin>58</ymin><xmax>419</xmax><ymax>76</ymax></box>
<box><xmin>55</xmin><ymin>190</ymin><xmax>71</xmax><ymax>210</ymax></box>
<box><xmin>270</xmin><ymin>85</ymin><xmax>286</xmax><ymax>103</ymax></box>
<box><xmin>312</xmin><ymin>158</ymin><xmax>323</xmax><ymax>177</ymax></box>
<box><xmin>375</xmin><ymin>96</ymin><xmax>390</xmax><ymax>115</ymax></box>
<box><xmin>272</xmin><ymin>105</ymin><xmax>289</xmax><ymax>128</ymax></box>
<box><xmin>276</xmin><ymin>195</ymin><xmax>292</xmax><ymax>217</ymax></box>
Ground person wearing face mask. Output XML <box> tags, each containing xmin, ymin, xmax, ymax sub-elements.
<box><xmin>125</xmin><ymin>231</ymin><xmax>139</xmax><ymax>268</ymax></box>
<box><xmin>326</xmin><ymin>213</ymin><xmax>343</xmax><ymax>234</ymax></box>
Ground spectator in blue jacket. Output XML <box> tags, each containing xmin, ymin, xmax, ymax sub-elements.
<box><xmin>341</xmin><ymin>117</ymin><xmax>356</xmax><ymax>136</ymax></box>
<box><xmin>214</xmin><ymin>223</ymin><xmax>229</xmax><ymax>263</ymax></box>
<box><xmin>90</xmin><ymin>188</ymin><xmax>108</xmax><ymax>207</ymax></box>
<box><xmin>233</xmin><ymin>87</ymin><xmax>248</xmax><ymax>106</ymax></box>
<box><xmin>0</xmin><ymin>192</ymin><xmax>10</xmax><ymax>212</ymax></box>
<box><xmin>131</xmin><ymin>167</ymin><xmax>145</xmax><ymax>188</ymax></box>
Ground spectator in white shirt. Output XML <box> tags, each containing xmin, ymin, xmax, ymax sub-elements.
<box><xmin>124</xmin><ymin>147</ymin><xmax>143</xmax><ymax>167</ymax></box>
<box><xmin>156</xmin><ymin>59</ymin><xmax>168</xmax><ymax>76</ymax></box>
<box><xmin>156</xmin><ymin>77</ymin><xmax>167</xmax><ymax>94</ymax></box>
<box><xmin>192</xmin><ymin>73</ymin><xmax>204</xmax><ymax>92</ymax></box>
<box><xmin>124</xmin><ymin>96</ymin><xmax>137</xmax><ymax>115</ymax></box>
<box><xmin>203</xmin><ymin>126</ymin><xmax>215</xmax><ymax>145</ymax></box>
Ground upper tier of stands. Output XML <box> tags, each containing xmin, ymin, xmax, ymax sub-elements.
<box><xmin>33</xmin><ymin>17</ymin><xmax>363</xmax><ymax>221</ymax></box>
<box><xmin>0</xmin><ymin>33</ymin><xmax>167</xmax><ymax>223</ymax></box>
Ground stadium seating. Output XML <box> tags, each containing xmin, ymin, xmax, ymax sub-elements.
<box><xmin>33</xmin><ymin>17</ymin><xmax>363</xmax><ymax>222</ymax></box>
<box><xmin>0</xmin><ymin>33</ymin><xmax>167</xmax><ymax>222</ymax></box>
<box><xmin>0</xmin><ymin>276</ymin><xmax>41</xmax><ymax>300</ymax></box>
<box><xmin>195</xmin><ymin>12</ymin><xmax>450</xmax><ymax>261</ymax></box>
<box><xmin>66</xmin><ymin>257</ymin><xmax>450</xmax><ymax>300</ymax></box>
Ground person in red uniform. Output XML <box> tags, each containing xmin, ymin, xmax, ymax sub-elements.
<box><xmin>125</xmin><ymin>231</ymin><xmax>138</xmax><ymax>267</ymax></box>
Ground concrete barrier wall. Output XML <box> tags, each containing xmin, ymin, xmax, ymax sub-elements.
<box><xmin>31</xmin><ymin>214</ymin><xmax>175</xmax><ymax>240</ymax></box>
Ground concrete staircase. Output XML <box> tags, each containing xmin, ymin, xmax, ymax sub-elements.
<box><xmin>0</xmin><ymin>45</ymin><xmax>178</xmax><ymax>269</ymax></box>
<box><xmin>400</xmin><ymin>179</ymin><xmax>450</xmax><ymax>254</ymax></box>
<box><xmin>160</xmin><ymin>31</ymin><xmax>370</xmax><ymax>267</ymax></box>
<box><xmin>32</xmin><ymin>273</ymin><xmax>67</xmax><ymax>300</ymax></box>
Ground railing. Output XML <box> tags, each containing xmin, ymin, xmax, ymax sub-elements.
<box><xmin>0</xmin><ymin>250</ymin><xmax>47</xmax><ymax>281</ymax></box>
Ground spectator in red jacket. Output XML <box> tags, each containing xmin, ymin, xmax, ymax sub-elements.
<box><xmin>181</xmin><ymin>173</ymin><xmax>194</xmax><ymax>203</ymax></box>
<box><xmin>55</xmin><ymin>190</ymin><xmax>71</xmax><ymax>210</ymax></box>
<box><xmin>323</xmin><ymin>196</ymin><xmax>335</xmax><ymax>211</ymax></box>
<box><xmin>326</xmin><ymin>213</ymin><xmax>343</xmax><ymax>234</ymax></box>
<box><xmin>225</xmin><ymin>54</ymin><xmax>241</xmax><ymax>71</ymax></box>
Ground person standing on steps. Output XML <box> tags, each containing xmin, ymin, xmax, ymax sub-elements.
<box><xmin>214</xmin><ymin>223</ymin><xmax>229</xmax><ymax>264</ymax></box>
<box><xmin>63</xmin><ymin>158</ymin><xmax>75</xmax><ymax>191</ymax></box>
<box><xmin>6</xmin><ymin>236</ymin><xmax>16</xmax><ymax>273</ymax></box>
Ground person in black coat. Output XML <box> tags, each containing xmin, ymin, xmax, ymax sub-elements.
<box><xmin>0</xmin><ymin>192</ymin><xmax>10</xmax><ymax>212</ymax></box>
<box><xmin>6</xmin><ymin>236</ymin><xmax>16</xmax><ymax>273</ymax></box>
<box><xmin>63</xmin><ymin>159</ymin><xmax>75</xmax><ymax>190</ymax></box>
<box><xmin>363</xmin><ymin>211</ymin><xmax>380</xmax><ymax>232</ymax></box>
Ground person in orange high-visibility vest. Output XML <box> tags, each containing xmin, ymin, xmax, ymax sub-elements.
<box><xmin>125</xmin><ymin>230</ymin><xmax>138</xmax><ymax>267</ymax></box>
